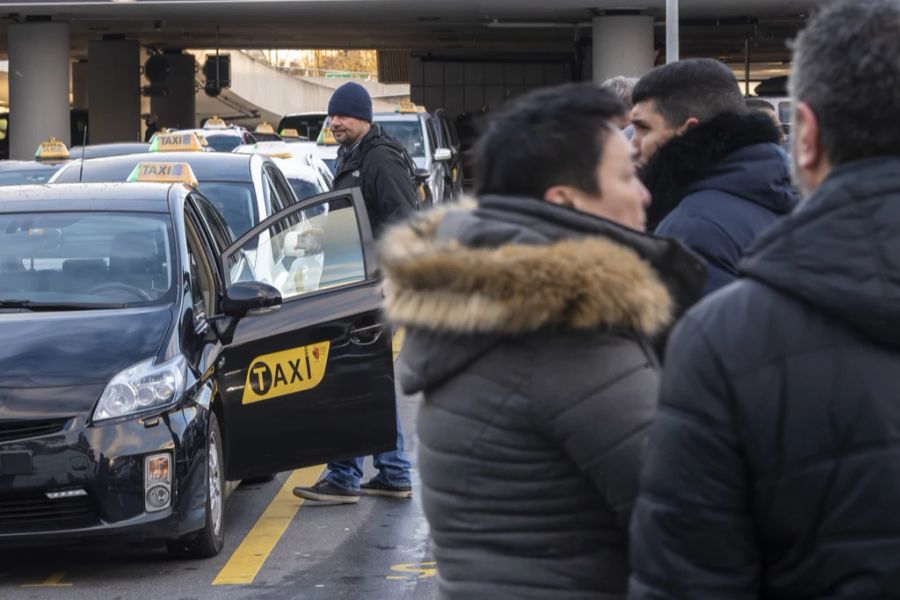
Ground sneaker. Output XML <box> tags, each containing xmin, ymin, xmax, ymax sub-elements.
<box><xmin>292</xmin><ymin>479</ymin><xmax>359</xmax><ymax>504</ymax></box>
<box><xmin>359</xmin><ymin>479</ymin><xmax>413</xmax><ymax>499</ymax></box>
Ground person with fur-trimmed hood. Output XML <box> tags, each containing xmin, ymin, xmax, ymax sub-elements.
<box><xmin>630</xmin><ymin>58</ymin><xmax>798</xmax><ymax>296</ymax></box>
<box><xmin>378</xmin><ymin>84</ymin><xmax>704</xmax><ymax>599</ymax></box>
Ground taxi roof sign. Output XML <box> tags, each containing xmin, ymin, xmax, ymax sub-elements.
<box><xmin>149</xmin><ymin>132</ymin><xmax>205</xmax><ymax>153</ymax></box>
<box><xmin>204</xmin><ymin>116</ymin><xmax>227</xmax><ymax>129</ymax></box>
<box><xmin>34</xmin><ymin>138</ymin><xmax>70</xmax><ymax>160</ymax></box>
<box><xmin>127</xmin><ymin>162</ymin><xmax>199</xmax><ymax>186</ymax></box>
<box><xmin>317</xmin><ymin>126</ymin><xmax>338</xmax><ymax>146</ymax></box>
<box><xmin>279</xmin><ymin>128</ymin><xmax>300</xmax><ymax>138</ymax></box>
<box><xmin>396</xmin><ymin>100</ymin><xmax>419</xmax><ymax>113</ymax></box>
<box><xmin>255</xmin><ymin>122</ymin><xmax>275</xmax><ymax>134</ymax></box>
<box><xmin>266</xmin><ymin>152</ymin><xmax>293</xmax><ymax>159</ymax></box>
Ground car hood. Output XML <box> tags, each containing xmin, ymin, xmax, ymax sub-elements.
<box><xmin>0</xmin><ymin>306</ymin><xmax>173</xmax><ymax>418</ymax></box>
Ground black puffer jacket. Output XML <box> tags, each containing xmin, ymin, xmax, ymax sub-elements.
<box><xmin>630</xmin><ymin>157</ymin><xmax>900</xmax><ymax>599</ymax></box>
<box><xmin>380</xmin><ymin>195</ymin><xmax>703</xmax><ymax>600</ymax></box>
<box><xmin>332</xmin><ymin>124</ymin><xmax>418</xmax><ymax>237</ymax></box>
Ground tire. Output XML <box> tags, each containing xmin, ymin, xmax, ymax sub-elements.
<box><xmin>167</xmin><ymin>412</ymin><xmax>226</xmax><ymax>559</ymax></box>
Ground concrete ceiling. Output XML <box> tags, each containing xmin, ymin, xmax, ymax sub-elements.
<box><xmin>0</xmin><ymin>0</ymin><xmax>823</xmax><ymax>64</ymax></box>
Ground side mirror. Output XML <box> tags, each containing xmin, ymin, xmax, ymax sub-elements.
<box><xmin>222</xmin><ymin>281</ymin><xmax>282</xmax><ymax>318</ymax></box>
<box><xmin>413</xmin><ymin>167</ymin><xmax>430</xmax><ymax>181</ymax></box>
<box><xmin>434</xmin><ymin>148</ymin><xmax>452</xmax><ymax>162</ymax></box>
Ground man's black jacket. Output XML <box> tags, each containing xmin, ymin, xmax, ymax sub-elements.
<box><xmin>630</xmin><ymin>156</ymin><xmax>900</xmax><ymax>598</ymax></box>
<box><xmin>332</xmin><ymin>124</ymin><xmax>418</xmax><ymax>237</ymax></box>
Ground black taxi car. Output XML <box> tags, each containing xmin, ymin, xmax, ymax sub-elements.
<box><xmin>0</xmin><ymin>166</ymin><xmax>395</xmax><ymax>557</ymax></box>
<box><xmin>52</xmin><ymin>133</ymin><xmax>300</xmax><ymax>239</ymax></box>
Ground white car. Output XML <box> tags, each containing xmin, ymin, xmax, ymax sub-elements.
<box><xmin>233</xmin><ymin>141</ymin><xmax>332</xmax><ymax>199</ymax></box>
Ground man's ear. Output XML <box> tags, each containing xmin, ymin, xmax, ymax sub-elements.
<box><xmin>676</xmin><ymin>117</ymin><xmax>700</xmax><ymax>135</ymax></box>
<box><xmin>794</xmin><ymin>101</ymin><xmax>823</xmax><ymax>170</ymax></box>
<box><xmin>544</xmin><ymin>185</ymin><xmax>576</xmax><ymax>207</ymax></box>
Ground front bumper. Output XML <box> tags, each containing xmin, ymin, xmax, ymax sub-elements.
<box><xmin>0</xmin><ymin>405</ymin><xmax>208</xmax><ymax>545</ymax></box>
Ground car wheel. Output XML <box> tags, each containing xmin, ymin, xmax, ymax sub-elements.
<box><xmin>166</xmin><ymin>412</ymin><xmax>226</xmax><ymax>559</ymax></box>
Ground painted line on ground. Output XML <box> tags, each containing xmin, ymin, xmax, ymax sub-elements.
<box><xmin>212</xmin><ymin>464</ymin><xmax>325</xmax><ymax>586</ymax></box>
<box><xmin>21</xmin><ymin>571</ymin><xmax>72</xmax><ymax>588</ymax></box>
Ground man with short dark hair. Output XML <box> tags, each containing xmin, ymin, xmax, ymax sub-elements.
<box><xmin>746</xmin><ymin>97</ymin><xmax>787</xmax><ymax>145</ymax></box>
<box><xmin>630</xmin><ymin>1</ymin><xmax>900</xmax><ymax>597</ymax></box>
<box><xmin>631</xmin><ymin>58</ymin><xmax>797</xmax><ymax>294</ymax></box>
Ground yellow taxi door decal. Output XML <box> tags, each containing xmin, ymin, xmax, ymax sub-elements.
<box><xmin>241</xmin><ymin>341</ymin><xmax>331</xmax><ymax>404</ymax></box>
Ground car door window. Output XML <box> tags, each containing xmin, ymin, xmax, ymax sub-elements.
<box><xmin>267</xmin><ymin>165</ymin><xmax>298</xmax><ymax>207</ymax></box>
<box><xmin>184</xmin><ymin>208</ymin><xmax>216</xmax><ymax>321</ymax></box>
<box><xmin>225</xmin><ymin>194</ymin><xmax>364</xmax><ymax>300</ymax></box>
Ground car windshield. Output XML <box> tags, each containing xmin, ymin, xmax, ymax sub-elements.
<box><xmin>0</xmin><ymin>169</ymin><xmax>55</xmax><ymax>186</ymax></box>
<box><xmin>377</xmin><ymin>121</ymin><xmax>425</xmax><ymax>158</ymax></box>
<box><xmin>0</xmin><ymin>211</ymin><xmax>175</xmax><ymax>308</ymax></box>
<box><xmin>204</xmin><ymin>134</ymin><xmax>244</xmax><ymax>153</ymax></box>
<box><xmin>288</xmin><ymin>177</ymin><xmax>325</xmax><ymax>200</ymax></box>
<box><xmin>198</xmin><ymin>181</ymin><xmax>258</xmax><ymax>238</ymax></box>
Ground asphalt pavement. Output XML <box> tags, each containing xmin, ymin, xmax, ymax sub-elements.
<box><xmin>0</xmin><ymin>379</ymin><xmax>434</xmax><ymax>600</ymax></box>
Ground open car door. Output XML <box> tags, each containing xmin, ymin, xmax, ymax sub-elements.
<box><xmin>217</xmin><ymin>187</ymin><xmax>396</xmax><ymax>481</ymax></box>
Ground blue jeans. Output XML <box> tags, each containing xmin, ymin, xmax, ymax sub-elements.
<box><xmin>324</xmin><ymin>405</ymin><xmax>411</xmax><ymax>492</ymax></box>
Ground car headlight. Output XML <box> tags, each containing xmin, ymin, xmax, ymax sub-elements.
<box><xmin>93</xmin><ymin>356</ymin><xmax>187</xmax><ymax>422</ymax></box>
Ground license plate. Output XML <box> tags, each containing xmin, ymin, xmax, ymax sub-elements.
<box><xmin>0</xmin><ymin>452</ymin><xmax>33</xmax><ymax>475</ymax></box>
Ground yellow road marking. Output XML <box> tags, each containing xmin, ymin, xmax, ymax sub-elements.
<box><xmin>212</xmin><ymin>465</ymin><xmax>325</xmax><ymax>586</ymax></box>
<box><xmin>387</xmin><ymin>561</ymin><xmax>436</xmax><ymax>580</ymax></box>
<box><xmin>22</xmin><ymin>571</ymin><xmax>72</xmax><ymax>587</ymax></box>
<box><xmin>392</xmin><ymin>327</ymin><xmax>405</xmax><ymax>361</ymax></box>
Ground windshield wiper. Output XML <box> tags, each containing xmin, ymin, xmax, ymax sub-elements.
<box><xmin>0</xmin><ymin>299</ymin><xmax>126</xmax><ymax>311</ymax></box>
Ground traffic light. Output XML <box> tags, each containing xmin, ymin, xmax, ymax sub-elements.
<box><xmin>204</xmin><ymin>54</ymin><xmax>231</xmax><ymax>97</ymax></box>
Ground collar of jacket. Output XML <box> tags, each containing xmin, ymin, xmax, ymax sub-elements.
<box><xmin>640</xmin><ymin>111</ymin><xmax>785</xmax><ymax>227</ymax></box>
<box><xmin>741</xmin><ymin>155</ymin><xmax>900</xmax><ymax>346</ymax></box>
<box><xmin>378</xmin><ymin>195</ymin><xmax>705</xmax><ymax>336</ymax></box>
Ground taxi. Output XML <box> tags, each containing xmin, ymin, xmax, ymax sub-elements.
<box><xmin>173</xmin><ymin>117</ymin><xmax>256</xmax><ymax>153</ymax></box>
<box><xmin>232</xmin><ymin>141</ymin><xmax>333</xmax><ymax>198</ymax></box>
<box><xmin>374</xmin><ymin>102</ymin><xmax>453</xmax><ymax>205</ymax></box>
<box><xmin>251</xmin><ymin>122</ymin><xmax>283</xmax><ymax>143</ymax></box>
<box><xmin>51</xmin><ymin>133</ymin><xmax>300</xmax><ymax>238</ymax></box>
<box><xmin>0</xmin><ymin>138</ymin><xmax>72</xmax><ymax>186</ymax></box>
<box><xmin>0</xmin><ymin>166</ymin><xmax>395</xmax><ymax>557</ymax></box>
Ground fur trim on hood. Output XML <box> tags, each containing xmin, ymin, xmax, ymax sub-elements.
<box><xmin>640</xmin><ymin>110</ymin><xmax>785</xmax><ymax>228</ymax></box>
<box><xmin>378</xmin><ymin>202</ymin><xmax>673</xmax><ymax>336</ymax></box>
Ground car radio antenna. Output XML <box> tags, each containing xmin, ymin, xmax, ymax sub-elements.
<box><xmin>78</xmin><ymin>120</ymin><xmax>87</xmax><ymax>182</ymax></box>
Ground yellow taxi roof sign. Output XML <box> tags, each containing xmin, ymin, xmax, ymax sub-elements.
<box><xmin>127</xmin><ymin>162</ymin><xmax>199</xmax><ymax>186</ymax></box>
<box><xmin>149</xmin><ymin>132</ymin><xmax>204</xmax><ymax>152</ymax></box>
<box><xmin>279</xmin><ymin>128</ymin><xmax>300</xmax><ymax>138</ymax></box>
<box><xmin>204</xmin><ymin>116</ymin><xmax>227</xmax><ymax>129</ymax></box>
<box><xmin>396</xmin><ymin>100</ymin><xmax>419</xmax><ymax>113</ymax></box>
<box><xmin>255</xmin><ymin>122</ymin><xmax>275</xmax><ymax>134</ymax></box>
<box><xmin>316</xmin><ymin>126</ymin><xmax>338</xmax><ymax>146</ymax></box>
<box><xmin>34</xmin><ymin>137</ymin><xmax>70</xmax><ymax>160</ymax></box>
<box><xmin>266</xmin><ymin>152</ymin><xmax>293</xmax><ymax>159</ymax></box>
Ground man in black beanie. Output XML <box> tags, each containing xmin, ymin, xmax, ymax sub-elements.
<box><xmin>293</xmin><ymin>81</ymin><xmax>416</xmax><ymax>504</ymax></box>
<box><xmin>322</xmin><ymin>81</ymin><xmax>417</xmax><ymax>237</ymax></box>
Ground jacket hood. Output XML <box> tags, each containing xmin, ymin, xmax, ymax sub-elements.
<box><xmin>380</xmin><ymin>195</ymin><xmax>705</xmax><ymax>392</ymax></box>
<box><xmin>741</xmin><ymin>156</ymin><xmax>900</xmax><ymax>346</ymax></box>
<box><xmin>641</xmin><ymin>111</ymin><xmax>797</xmax><ymax>227</ymax></box>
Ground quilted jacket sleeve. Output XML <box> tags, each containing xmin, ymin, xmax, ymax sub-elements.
<box><xmin>628</xmin><ymin>314</ymin><xmax>759</xmax><ymax>599</ymax></box>
<box><xmin>531</xmin><ymin>336</ymin><xmax>660</xmax><ymax>531</ymax></box>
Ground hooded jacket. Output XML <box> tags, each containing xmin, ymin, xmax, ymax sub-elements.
<box><xmin>629</xmin><ymin>157</ymin><xmax>900</xmax><ymax>599</ymax></box>
<box><xmin>641</xmin><ymin>111</ymin><xmax>798</xmax><ymax>295</ymax></box>
<box><xmin>380</xmin><ymin>195</ymin><xmax>704</xmax><ymax>600</ymax></box>
<box><xmin>332</xmin><ymin>123</ymin><xmax>418</xmax><ymax>237</ymax></box>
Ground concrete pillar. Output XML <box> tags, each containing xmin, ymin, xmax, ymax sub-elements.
<box><xmin>72</xmin><ymin>59</ymin><xmax>89</xmax><ymax>110</ymax></box>
<box><xmin>89</xmin><ymin>38</ymin><xmax>141</xmax><ymax>143</ymax></box>
<box><xmin>592</xmin><ymin>15</ymin><xmax>655</xmax><ymax>84</ymax></box>
<box><xmin>151</xmin><ymin>52</ymin><xmax>197</xmax><ymax>130</ymax></box>
<box><xmin>8</xmin><ymin>22</ymin><xmax>70</xmax><ymax>160</ymax></box>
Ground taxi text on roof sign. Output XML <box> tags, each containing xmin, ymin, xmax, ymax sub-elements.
<box><xmin>34</xmin><ymin>138</ymin><xmax>69</xmax><ymax>160</ymax></box>
<box><xmin>149</xmin><ymin>132</ymin><xmax>204</xmax><ymax>153</ymax></box>
<box><xmin>255</xmin><ymin>122</ymin><xmax>275</xmax><ymax>134</ymax></box>
<box><xmin>127</xmin><ymin>162</ymin><xmax>199</xmax><ymax>186</ymax></box>
<box><xmin>317</xmin><ymin>127</ymin><xmax>338</xmax><ymax>146</ymax></box>
<box><xmin>397</xmin><ymin>100</ymin><xmax>419</xmax><ymax>113</ymax></box>
<box><xmin>242</xmin><ymin>341</ymin><xmax>330</xmax><ymax>404</ymax></box>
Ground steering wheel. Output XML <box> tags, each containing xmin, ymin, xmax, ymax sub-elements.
<box><xmin>87</xmin><ymin>282</ymin><xmax>153</xmax><ymax>302</ymax></box>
